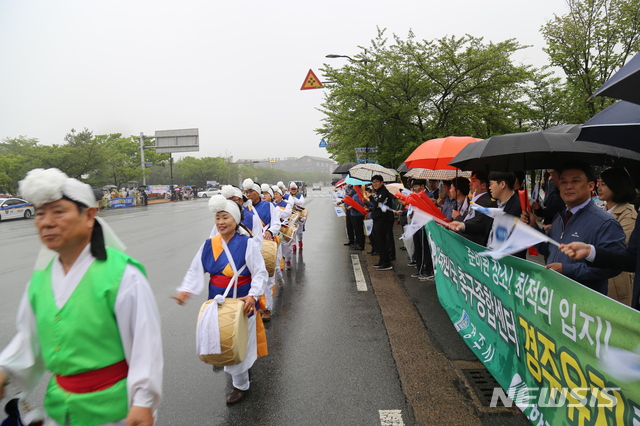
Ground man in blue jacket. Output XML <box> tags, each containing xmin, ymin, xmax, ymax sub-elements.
<box><xmin>522</xmin><ymin>162</ymin><xmax>626</xmax><ymax>295</ymax></box>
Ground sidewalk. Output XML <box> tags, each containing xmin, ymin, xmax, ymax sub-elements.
<box><xmin>363</xmin><ymin>224</ymin><xmax>529</xmax><ymax>425</ymax></box>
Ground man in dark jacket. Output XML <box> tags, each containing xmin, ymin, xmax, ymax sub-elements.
<box><xmin>487</xmin><ymin>171</ymin><xmax>526</xmax><ymax>259</ymax></box>
<box><xmin>367</xmin><ymin>175</ymin><xmax>395</xmax><ymax>271</ymax></box>
<box><xmin>522</xmin><ymin>162</ymin><xmax>626</xmax><ymax>295</ymax></box>
<box><xmin>449</xmin><ymin>171</ymin><xmax>497</xmax><ymax>246</ymax></box>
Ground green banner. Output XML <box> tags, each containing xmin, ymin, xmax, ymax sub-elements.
<box><xmin>427</xmin><ymin>221</ymin><xmax>640</xmax><ymax>426</ymax></box>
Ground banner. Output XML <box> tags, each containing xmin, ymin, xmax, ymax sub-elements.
<box><xmin>148</xmin><ymin>185</ymin><xmax>170</xmax><ymax>195</ymax></box>
<box><xmin>427</xmin><ymin>221</ymin><xmax>640</xmax><ymax>425</ymax></box>
<box><xmin>109</xmin><ymin>197</ymin><xmax>135</xmax><ymax>208</ymax></box>
<box><xmin>334</xmin><ymin>206</ymin><xmax>346</xmax><ymax>217</ymax></box>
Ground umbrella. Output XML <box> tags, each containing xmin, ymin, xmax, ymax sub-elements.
<box><xmin>332</xmin><ymin>162</ymin><xmax>357</xmax><ymax>175</ymax></box>
<box><xmin>404</xmin><ymin>168</ymin><xmax>472</xmax><ymax>180</ymax></box>
<box><xmin>333</xmin><ymin>177</ymin><xmax>346</xmax><ymax>187</ymax></box>
<box><xmin>348</xmin><ymin>163</ymin><xmax>397</xmax><ymax>182</ymax></box>
<box><xmin>404</xmin><ymin>136</ymin><xmax>482</xmax><ymax>170</ymax></box>
<box><xmin>345</xmin><ymin>176</ymin><xmax>371</xmax><ymax>185</ymax></box>
<box><xmin>396</xmin><ymin>162</ymin><xmax>410</xmax><ymax>173</ymax></box>
<box><xmin>449</xmin><ymin>125</ymin><xmax>640</xmax><ymax>171</ymax></box>
<box><xmin>577</xmin><ymin>100</ymin><xmax>640</xmax><ymax>152</ymax></box>
<box><xmin>385</xmin><ymin>183</ymin><xmax>406</xmax><ymax>196</ymax></box>
<box><xmin>593</xmin><ymin>52</ymin><xmax>640</xmax><ymax>105</ymax></box>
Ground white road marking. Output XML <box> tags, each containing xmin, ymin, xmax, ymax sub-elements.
<box><xmin>379</xmin><ymin>410</ymin><xmax>404</xmax><ymax>425</ymax></box>
<box><xmin>350</xmin><ymin>254</ymin><xmax>368</xmax><ymax>291</ymax></box>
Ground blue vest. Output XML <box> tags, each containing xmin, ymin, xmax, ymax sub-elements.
<box><xmin>201</xmin><ymin>234</ymin><xmax>252</xmax><ymax>300</ymax></box>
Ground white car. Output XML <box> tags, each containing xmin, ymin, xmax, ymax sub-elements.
<box><xmin>0</xmin><ymin>198</ymin><xmax>35</xmax><ymax>221</ymax></box>
<box><xmin>198</xmin><ymin>189</ymin><xmax>221</xmax><ymax>198</ymax></box>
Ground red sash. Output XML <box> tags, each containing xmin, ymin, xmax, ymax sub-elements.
<box><xmin>55</xmin><ymin>359</ymin><xmax>128</xmax><ymax>394</ymax></box>
<box><xmin>210</xmin><ymin>274</ymin><xmax>252</xmax><ymax>288</ymax></box>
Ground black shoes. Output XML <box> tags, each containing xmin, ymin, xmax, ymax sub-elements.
<box><xmin>352</xmin><ymin>245</ymin><xmax>364</xmax><ymax>250</ymax></box>
<box><xmin>344</xmin><ymin>242</ymin><xmax>354</xmax><ymax>246</ymax></box>
<box><xmin>367</xmin><ymin>251</ymin><xmax>379</xmax><ymax>255</ymax></box>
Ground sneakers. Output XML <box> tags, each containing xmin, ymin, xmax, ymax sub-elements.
<box><xmin>285</xmin><ymin>261</ymin><xmax>292</xmax><ymax>270</ymax></box>
<box><xmin>410</xmin><ymin>272</ymin><xmax>421</xmax><ymax>278</ymax></box>
<box><xmin>377</xmin><ymin>265</ymin><xmax>393</xmax><ymax>271</ymax></box>
<box><xmin>419</xmin><ymin>274</ymin><xmax>434</xmax><ymax>281</ymax></box>
<box><xmin>407</xmin><ymin>261</ymin><xmax>417</xmax><ymax>266</ymax></box>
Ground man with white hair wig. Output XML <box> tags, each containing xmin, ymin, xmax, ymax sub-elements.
<box><xmin>285</xmin><ymin>181</ymin><xmax>306</xmax><ymax>251</ymax></box>
<box><xmin>173</xmin><ymin>195</ymin><xmax>268</xmax><ymax>404</ymax></box>
<box><xmin>0</xmin><ymin>168</ymin><xmax>163</xmax><ymax>426</ymax></box>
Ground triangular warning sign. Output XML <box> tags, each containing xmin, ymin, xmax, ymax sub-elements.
<box><xmin>300</xmin><ymin>69</ymin><xmax>323</xmax><ymax>90</ymax></box>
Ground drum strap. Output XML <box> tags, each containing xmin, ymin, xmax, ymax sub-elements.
<box><xmin>221</xmin><ymin>239</ymin><xmax>247</xmax><ymax>300</ymax></box>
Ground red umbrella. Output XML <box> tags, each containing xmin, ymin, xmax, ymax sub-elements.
<box><xmin>404</xmin><ymin>136</ymin><xmax>482</xmax><ymax>170</ymax></box>
<box><xmin>333</xmin><ymin>177</ymin><xmax>346</xmax><ymax>187</ymax></box>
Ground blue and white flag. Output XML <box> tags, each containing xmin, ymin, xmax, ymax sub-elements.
<box><xmin>470</xmin><ymin>205</ymin><xmax>558</xmax><ymax>259</ymax></box>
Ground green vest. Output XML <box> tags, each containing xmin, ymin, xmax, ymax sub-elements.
<box><xmin>28</xmin><ymin>248</ymin><xmax>146</xmax><ymax>426</ymax></box>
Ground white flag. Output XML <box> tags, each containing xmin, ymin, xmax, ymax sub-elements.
<box><xmin>470</xmin><ymin>205</ymin><xmax>558</xmax><ymax>259</ymax></box>
<box><xmin>400</xmin><ymin>209</ymin><xmax>433</xmax><ymax>240</ymax></box>
<box><xmin>334</xmin><ymin>206</ymin><xmax>346</xmax><ymax>217</ymax></box>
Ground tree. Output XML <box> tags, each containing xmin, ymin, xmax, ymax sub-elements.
<box><xmin>541</xmin><ymin>0</ymin><xmax>640</xmax><ymax>122</ymax></box>
<box><xmin>318</xmin><ymin>30</ymin><xmax>533</xmax><ymax>167</ymax></box>
<box><xmin>175</xmin><ymin>156</ymin><xmax>229</xmax><ymax>188</ymax></box>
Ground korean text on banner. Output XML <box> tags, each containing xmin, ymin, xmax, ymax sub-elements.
<box><xmin>427</xmin><ymin>221</ymin><xmax>640</xmax><ymax>426</ymax></box>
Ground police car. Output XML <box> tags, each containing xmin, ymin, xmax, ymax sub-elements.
<box><xmin>0</xmin><ymin>198</ymin><xmax>35</xmax><ymax>221</ymax></box>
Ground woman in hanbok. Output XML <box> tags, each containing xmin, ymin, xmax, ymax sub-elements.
<box><xmin>173</xmin><ymin>195</ymin><xmax>268</xmax><ymax>404</ymax></box>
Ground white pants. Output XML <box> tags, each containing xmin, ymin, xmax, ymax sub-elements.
<box><xmin>224</xmin><ymin>315</ymin><xmax>257</xmax><ymax>390</ymax></box>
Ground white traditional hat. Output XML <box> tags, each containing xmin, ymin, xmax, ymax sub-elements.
<box><xmin>18</xmin><ymin>168</ymin><xmax>126</xmax><ymax>269</ymax></box>
<box><xmin>277</xmin><ymin>181</ymin><xmax>285</xmax><ymax>189</ymax></box>
<box><xmin>242</xmin><ymin>178</ymin><xmax>255</xmax><ymax>191</ymax></box>
<box><xmin>272</xmin><ymin>185</ymin><xmax>282</xmax><ymax>195</ymax></box>
<box><xmin>289</xmin><ymin>182</ymin><xmax>298</xmax><ymax>189</ymax></box>
<box><xmin>221</xmin><ymin>185</ymin><xmax>243</xmax><ymax>199</ymax></box>
<box><xmin>208</xmin><ymin>194</ymin><xmax>241</xmax><ymax>225</ymax></box>
<box><xmin>261</xmin><ymin>183</ymin><xmax>273</xmax><ymax>198</ymax></box>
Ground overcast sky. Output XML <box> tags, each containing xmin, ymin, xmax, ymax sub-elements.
<box><xmin>0</xmin><ymin>0</ymin><xmax>568</xmax><ymax>162</ymax></box>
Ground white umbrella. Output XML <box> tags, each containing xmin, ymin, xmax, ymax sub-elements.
<box><xmin>348</xmin><ymin>164</ymin><xmax>397</xmax><ymax>182</ymax></box>
<box><xmin>404</xmin><ymin>168</ymin><xmax>471</xmax><ymax>180</ymax></box>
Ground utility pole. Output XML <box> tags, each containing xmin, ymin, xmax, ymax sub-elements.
<box><xmin>139</xmin><ymin>132</ymin><xmax>146</xmax><ymax>186</ymax></box>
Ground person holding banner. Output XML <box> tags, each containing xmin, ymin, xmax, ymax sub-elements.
<box><xmin>487</xmin><ymin>171</ymin><xmax>526</xmax><ymax>259</ymax></box>
<box><xmin>173</xmin><ymin>195</ymin><xmax>268</xmax><ymax>404</ymax></box>
<box><xmin>561</xmin><ymin>168</ymin><xmax>638</xmax><ymax>305</ymax></box>
<box><xmin>409</xmin><ymin>180</ymin><xmax>433</xmax><ymax>280</ymax></box>
<box><xmin>343</xmin><ymin>185</ymin><xmax>356</xmax><ymax>247</ymax></box>
<box><xmin>449</xmin><ymin>177</ymin><xmax>471</xmax><ymax>221</ymax></box>
<box><xmin>0</xmin><ymin>168</ymin><xmax>163</xmax><ymax>426</ymax></box>
<box><xmin>448</xmin><ymin>171</ymin><xmax>496</xmax><ymax>246</ymax></box>
<box><xmin>522</xmin><ymin>162</ymin><xmax>626</xmax><ymax>295</ymax></box>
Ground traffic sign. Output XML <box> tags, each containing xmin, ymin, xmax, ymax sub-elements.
<box><xmin>146</xmin><ymin>162</ymin><xmax>153</xmax><ymax>167</ymax></box>
<box><xmin>300</xmin><ymin>69</ymin><xmax>323</xmax><ymax>90</ymax></box>
<box><xmin>319</xmin><ymin>138</ymin><xmax>327</xmax><ymax>148</ymax></box>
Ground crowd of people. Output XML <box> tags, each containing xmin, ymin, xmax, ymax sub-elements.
<box><xmin>334</xmin><ymin>163</ymin><xmax>640</xmax><ymax>308</ymax></box>
<box><xmin>0</xmin><ymin>168</ymin><xmax>310</xmax><ymax>425</ymax></box>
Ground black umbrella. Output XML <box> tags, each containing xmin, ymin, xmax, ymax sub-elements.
<box><xmin>449</xmin><ymin>125</ymin><xmax>640</xmax><ymax>171</ymax></box>
<box><xmin>332</xmin><ymin>162</ymin><xmax>357</xmax><ymax>175</ymax></box>
<box><xmin>576</xmin><ymin>100</ymin><xmax>640</xmax><ymax>152</ymax></box>
<box><xmin>593</xmin><ymin>52</ymin><xmax>640</xmax><ymax>105</ymax></box>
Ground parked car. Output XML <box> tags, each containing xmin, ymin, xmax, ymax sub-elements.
<box><xmin>198</xmin><ymin>188</ymin><xmax>221</xmax><ymax>198</ymax></box>
<box><xmin>0</xmin><ymin>198</ymin><xmax>35</xmax><ymax>221</ymax></box>
<box><xmin>312</xmin><ymin>183</ymin><xmax>322</xmax><ymax>191</ymax></box>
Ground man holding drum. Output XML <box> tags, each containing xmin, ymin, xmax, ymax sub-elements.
<box><xmin>285</xmin><ymin>182</ymin><xmax>306</xmax><ymax>251</ymax></box>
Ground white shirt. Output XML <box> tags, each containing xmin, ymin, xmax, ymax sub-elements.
<box><xmin>0</xmin><ymin>245</ymin><xmax>163</xmax><ymax>412</ymax></box>
<box><xmin>177</xmin><ymin>237</ymin><xmax>267</xmax><ymax>299</ymax></box>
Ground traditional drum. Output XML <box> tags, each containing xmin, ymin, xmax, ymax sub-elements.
<box><xmin>261</xmin><ymin>239</ymin><xmax>278</xmax><ymax>277</ymax></box>
<box><xmin>288</xmin><ymin>212</ymin><xmax>300</xmax><ymax>226</ymax></box>
<box><xmin>197</xmin><ymin>298</ymin><xmax>248</xmax><ymax>367</ymax></box>
<box><xmin>280</xmin><ymin>225</ymin><xmax>298</xmax><ymax>243</ymax></box>
<box><xmin>293</xmin><ymin>206</ymin><xmax>309</xmax><ymax>223</ymax></box>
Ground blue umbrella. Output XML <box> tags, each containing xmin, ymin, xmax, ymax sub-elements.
<box><xmin>577</xmin><ymin>100</ymin><xmax>640</xmax><ymax>152</ymax></box>
<box><xmin>593</xmin><ymin>52</ymin><xmax>640</xmax><ymax>105</ymax></box>
<box><xmin>345</xmin><ymin>176</ymin><xmax>371</xmax><ymax>185</ymax></box>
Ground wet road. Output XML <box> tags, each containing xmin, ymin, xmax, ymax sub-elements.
<box><xmin>0</xmin><ymin>191</ymin><xmax>413</xmax><ymax>425</ymax></box>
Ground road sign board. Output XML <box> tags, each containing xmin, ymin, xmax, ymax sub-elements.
<box><xmin>300</xmin><ymin>69</ymin><xmax>323</xmax><ymax>90</ymax></box>
<box><xmin>154</xmin><ymin>128</ymin><xmax>199</xmax><ymax>154</ymax></box>
<box><xmin>319</xmin><ymin>138</ymin><xmax>327</xmax><ymax>148</ymax></box>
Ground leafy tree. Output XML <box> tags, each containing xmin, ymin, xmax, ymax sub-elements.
<box><xmin>541</xmin><ymin>0</ymin><xmax>640</xmax><ymax>122</ymax></box>
<box><xmin>318</xmin><ymin>30</ymin><xmax>533</xmax><ymax>167</ymax></box>
<box><xmin>176</xmin><ymin>156</ymin><xmax>229</xmax><ymax>188</ymax></box>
